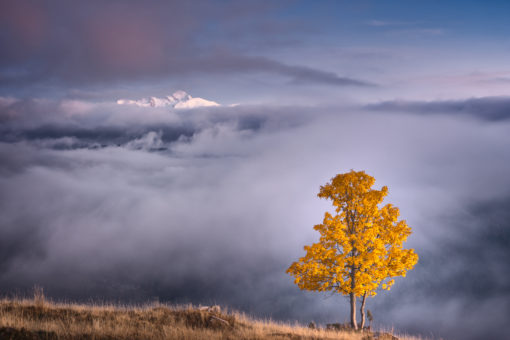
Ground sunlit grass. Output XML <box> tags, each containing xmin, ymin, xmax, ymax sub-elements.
<box><xmin>0</xmin><ymin>291</ymin><xmax>427</xmax><ymax>339</ymax></box>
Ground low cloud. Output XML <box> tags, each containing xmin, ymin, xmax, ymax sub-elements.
<box><xmin>125</xmin><ymin>131</ymin><xmax>165</xmax><ymax>151</ymax></box>
<box><xmin>367</xmin><ymin>96</ymin><xmax>510</xmax><ymax>121</ymax></box>
<box><xmin>0</xmin><ymin>96</ymin><xmax>509</xmax><ymax>340</ymax></box>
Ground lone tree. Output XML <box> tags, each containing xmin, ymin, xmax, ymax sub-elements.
<box><xmin>287</xmin><ymin>170</ymin><xmax>418</xmax><ymax>330</ymax></box>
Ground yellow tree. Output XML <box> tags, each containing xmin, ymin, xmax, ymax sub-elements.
<box><xmin>287</xmin><ymin>170</ymin><xmax>418</xmax><ymax>330</ymax></box>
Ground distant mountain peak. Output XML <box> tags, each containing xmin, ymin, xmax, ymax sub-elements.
<box><xmin>117</xmin><ymin>91</ymin><xmax>220</xmax><ymax>109</ymax></box>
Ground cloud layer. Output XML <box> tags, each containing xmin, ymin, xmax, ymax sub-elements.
<box><xmin>1</xmin><ymin>96</ymin><xmax>509</xmax><ymax>339</ymax></box>
<box><xmin>368</xmin><ymin>96</ymin><xmax>510</xmax><ymax>121</ymax></box>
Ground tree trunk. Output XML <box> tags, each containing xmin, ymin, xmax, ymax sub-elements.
<box><xmin>350</xmin><ymin>292</ymin><xmax>357</xmax><ymax>330</ymax></box>
<box><xmin>359</xmin><ymin>292</ymin><xmax>367</xmax><ymax>330</ymax></box>
<box><xmin>349</xmin><ymin>265</ymin><xmax>358</xmax><ymax>330</ymax></box>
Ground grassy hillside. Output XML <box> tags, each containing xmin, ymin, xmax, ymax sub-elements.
<box><xmin>0</xmin><ymin>295</ymin><xmax>423</xmax><ymax>340</ymax></box>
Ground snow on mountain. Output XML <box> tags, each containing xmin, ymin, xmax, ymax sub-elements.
<box><xmin>116</xmin><ymin>90</ymin><xmax>220</xmax><ymax>109</ymax></box>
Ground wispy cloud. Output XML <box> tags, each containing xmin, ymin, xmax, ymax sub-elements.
<box><xmin>365</xmin><ymin>20</ymin><xmax>445</xmax><ymax>36</ymax></box>
<box><xmin>365</xmin><ymin>20</ymin><xmax>416</xmax><ymax>27</ymax></box>
<box><xmin>367</xmin><ymin>96</ymin><xmax>510</xmax><ymax>121</ymax></box>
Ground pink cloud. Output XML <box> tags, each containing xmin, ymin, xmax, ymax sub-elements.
<box><xmin>0</xmin><ymin>1</ymin><xmax>49</xmax><ymax>57</ymax></box>
<box><xmin>83</xmin><ymin>4</ymin><xmax>166</xmax><ymax>72</ymax></box>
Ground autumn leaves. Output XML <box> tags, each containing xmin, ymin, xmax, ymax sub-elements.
<box><xmin>287</xmin><ymin>170</ymin><xmax>418</xmax><ymax>330</ymax></box>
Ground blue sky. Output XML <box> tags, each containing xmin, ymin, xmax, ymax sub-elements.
<box><xmin>1</xmin><ymin>2</ymin><xmax>510</xmax><ymax>340</ymax></box>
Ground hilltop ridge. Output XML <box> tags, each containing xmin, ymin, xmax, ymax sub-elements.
<box><xmin>0</xmin><ymin>296</ymin><xmax>423</xmax><ymax>340</ymax></box>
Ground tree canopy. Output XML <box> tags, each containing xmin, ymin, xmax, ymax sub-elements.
<box><xmin>286</xmin><ymin>170</ymin><xmax>418</xmax><ymax>329</ymax></box>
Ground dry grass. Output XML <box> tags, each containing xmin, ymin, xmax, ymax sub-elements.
<box><xmin>0</xmin><ymin>293</ymin><xmax>424</xmax><ymax>340</ymax></box>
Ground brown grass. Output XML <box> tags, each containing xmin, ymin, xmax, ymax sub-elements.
<box><xmin>0</xmin><ymin>293</ymin><xmax>425</xmax><ymax>340</ymax></box>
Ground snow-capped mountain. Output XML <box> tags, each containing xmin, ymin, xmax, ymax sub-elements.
<box><xmin>116</xmin><ymin>90</ymin><xmax>220</xmax><ymax>109</ymax></box>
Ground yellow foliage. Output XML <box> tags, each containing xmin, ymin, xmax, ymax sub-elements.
<box><xmin>286</xmin><ymin>170</ymin><xmax>418</xmax><ymax>298</ymax></box>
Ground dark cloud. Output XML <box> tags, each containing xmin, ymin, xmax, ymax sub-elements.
<box><xmin>186</xmin><ymin>54</ymin><xmax>374</xmax><ymax>87</ymax></box>
<box><xmin>436</xmin><ymin>198</ymin><xmax>510</xmax><ymax>301</ymax></box>
<box><xmin>0</xmin><ymin>97</ymin><xmax>312</xmax><ymax>150</ymax></box>
<box><xmin>367</xmin><ymin>96</ymin><xmax>510</xmax><ymax>121</ymax></box>
<box><xmin>373</xmin><ymin>195</ymin><xmax>510</xmax><ymax>340</ymax></box>
<box><xmin>0</xmin><ymin>0</ymin><xmax>370</xmax><ymax>90</ymax></box>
